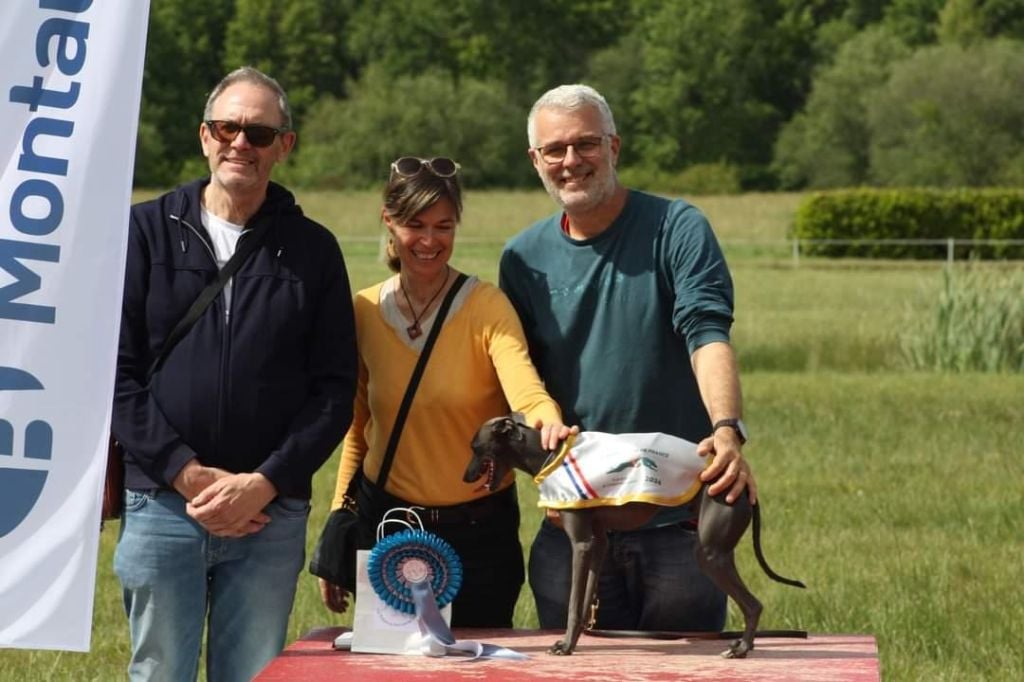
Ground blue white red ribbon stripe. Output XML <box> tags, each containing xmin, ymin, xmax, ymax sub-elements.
<box><xmin>562</xmin><ymin>444</ymin><xmax>600</xmax><ymax>500</ymax></box>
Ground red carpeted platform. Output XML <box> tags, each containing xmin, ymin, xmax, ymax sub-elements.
<box><xmin>255</xmin><ymin>627</ymin><xmax>880</xmax><ymax>681</ymax></box>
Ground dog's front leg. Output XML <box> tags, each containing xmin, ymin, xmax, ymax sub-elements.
<box><xmin>550</xmin><ymin>510</ymin><xmax>595</xmax><ymax>656</ymax></box>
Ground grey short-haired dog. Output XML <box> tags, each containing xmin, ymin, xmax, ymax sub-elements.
<box><xmin>463</xmin><ymin>413</ymin><xmax>805</xmax><ymax>658</ymax></box>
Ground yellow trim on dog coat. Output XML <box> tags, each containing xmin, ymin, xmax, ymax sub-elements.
<box><xmin>534</xmin><ymin>432</ymin><xmax>708</xmax><ymax>510</ymax></box>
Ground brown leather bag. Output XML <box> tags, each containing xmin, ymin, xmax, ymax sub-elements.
<box><xmin>102</xmin><ymin>436</ymin><xmax>125</xmax><ymax>521</ymax></box>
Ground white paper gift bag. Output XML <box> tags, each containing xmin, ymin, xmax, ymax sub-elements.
<box><xmin>350</xmin><ymin>507</ymin><xmax>455</xmax><ymax>656</ymax></box>
<box><xmin>348</xmin><ymin>507</ymin><xmax>527</xmax><ymax>661</ymax></box>
<box><xmin>350</xmin><ymin>548</ymin><xmax>453</xmax><ymax>655</ymax></box>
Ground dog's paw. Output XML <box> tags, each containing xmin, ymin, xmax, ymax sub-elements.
<box><xmin>721</xmin><ymin>638</ymin><xmax>752</xmax><ymax>659</ymax></box>
<box><xmin>548</xmin><ymin>640</ymin><xmax>574</xmax><ymax>656</ymax></box>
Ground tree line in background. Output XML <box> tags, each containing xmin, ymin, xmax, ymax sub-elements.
<box><xmin>136</xmin><ymin>0</ymin><xmax>1024</xmax><ymax>191</ymax></box>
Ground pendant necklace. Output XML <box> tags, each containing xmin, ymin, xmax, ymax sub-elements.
<box><xmin>400</xmin><ymin>266</ymin><xmax>450</xmax><ymax>340</ymax></box>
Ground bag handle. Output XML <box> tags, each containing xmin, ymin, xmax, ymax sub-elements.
<box><xmin>376</xmin><ymin>507</ymin><xmax>426</xmax><ymax>541</ymax></box>
<box><xmin>375</xmin><ymin>273</ymin><xmax>468</xmax><ymax>489</ymax></box>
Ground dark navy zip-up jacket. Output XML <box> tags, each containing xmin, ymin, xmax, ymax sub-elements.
<box><xmin>112</xmin><ymin>178</ymin><xmax>357</xmax><ymax>500</ymax></box>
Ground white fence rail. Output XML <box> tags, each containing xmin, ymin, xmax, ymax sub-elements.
<box><xmin>338</xmin><ymin>235</ymin><xmax>1024</xmax><ymax>266</ymax></box>
<box><xmin>789</xmin><ymin>238</ymin><xmax>1024</xmax><ymax>266</ymax></box>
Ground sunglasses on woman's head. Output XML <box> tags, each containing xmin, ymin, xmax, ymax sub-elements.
<box><xmin>205</xmin><ymin>120</ymin><xmax>288</xmax><ymax>148</ymax></box>
<box><xmin>390</xmin><ymin>157</ymin><xmax>461</xmax><ymax>179</ymax></box>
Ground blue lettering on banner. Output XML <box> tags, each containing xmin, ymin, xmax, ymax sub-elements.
<box><xmin>0</xmin><ymin>366</ymin><xmax>52</xmax><ymax>538</ymax></box>
<box><xmin>1</xmin><ymin>0</ymin><xmax>91</xmax><ymax>538</ymax></box>
<box><xmin>0</xmin><ymin>239</ymin><xmax>61</xmax><ymax>324</ymax></box>
<box><xmin>20</xmin><ymin>117</ymin><xmax>75</xmax><ymax>177</ymax></box>
<box><xmin>11</xmin><ymin>180</ymin><xmax>66</xmax><ymax>237</ymax></box>
<box><xmin>2</xmin><ymin>5</ymin><xmax>89</xmax><ymax>323</ymax></box>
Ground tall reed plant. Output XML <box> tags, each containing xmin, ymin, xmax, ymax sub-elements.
<box><xmin>901</xmin><ymin>266</ymin><xmax>1024</xmax><ymax>372</ymax></box>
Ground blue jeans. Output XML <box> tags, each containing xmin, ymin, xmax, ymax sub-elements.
<box><xmin>529</xmin><ymin>519</ymin><xmax>726</xmax><ymax>631</ymax></box>
<box><xmin>114</xmin><ymin>489</ymin><xmax>309</xmax><ymax>682</ymax></box>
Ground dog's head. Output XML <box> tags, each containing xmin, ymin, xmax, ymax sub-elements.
<box><xmin>463</xmin><ymin>412</ymin><xmax>531</xmax><ymax>492</ymax></box>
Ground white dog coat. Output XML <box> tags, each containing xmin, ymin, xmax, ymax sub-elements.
<box><xmin>535</xmin><ymin>431</ymin><xmax>708</xmax><ymax>510</ymax></box>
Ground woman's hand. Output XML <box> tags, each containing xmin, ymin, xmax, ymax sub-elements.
<box><xmin>319</xmin><ymin>578</ymin><xmax>352</xmax><ymax>614</ymax></box>
<box><xmin>536</xmin><ymin>419</ymin><xmax>579</xmax><ymax>452</ymax></box>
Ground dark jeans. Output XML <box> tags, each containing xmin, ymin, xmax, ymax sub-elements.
<box><xmin>528</xmin><ymin>519</ymin><xmax>726</xmax><ymax>631</ymax></box>
<box><xmin>359</xmin><ymin>480</ymin><xmax>525</xmax><ymax>629</ymax></box>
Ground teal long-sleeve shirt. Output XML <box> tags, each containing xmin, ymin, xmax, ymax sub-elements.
<box><xmin>499</xmin><ymin>189</ymin><xmax>734</xmax><ymax>447</ymax></box>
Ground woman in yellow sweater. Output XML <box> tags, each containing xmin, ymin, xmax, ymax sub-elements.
<box><xmin>317</xmin><ymin>157</ymin><xmax>569</xmax><ymax>627</ymax></box>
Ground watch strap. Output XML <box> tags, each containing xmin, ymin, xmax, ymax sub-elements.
<box><xmin>712</xmin><ymin>418</ymin><xmax>747</xmax><ymax>444</ymax></box>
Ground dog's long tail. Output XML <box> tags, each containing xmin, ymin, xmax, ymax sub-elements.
<box><xmin>752</xmin><ymin>504</ymin><xmax>806</xmax><ymax>588</ymax></box>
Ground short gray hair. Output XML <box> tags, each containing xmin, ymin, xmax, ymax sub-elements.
<box><xmin>527</xmin><ymin>84</ymin><xmax>617</xmax><ymax>147</ymax></box>
<box><xmin>203</xmin><ymin>66</ymin><xmax>292</xmax><ymax>129</ymax></box>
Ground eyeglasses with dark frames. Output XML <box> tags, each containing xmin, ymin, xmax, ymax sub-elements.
<box><xmin>390</xmin><ymin>156</ymin><xmax>461</xmax><ymax>179</ymax></box>
<box><xmin>204</xmin><ymin>120</ymin><xmax>289</xmax><ymax>148</ymax></box>
<box><xmin>533</xmin><ymin>135</ymin><xmax>610</xmax><ymax>164</ymax></box>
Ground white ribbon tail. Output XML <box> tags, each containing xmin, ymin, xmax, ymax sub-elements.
<box><xmin>410</xmin><ymin>580</ymin><xmax>528</xmax><ymax>660</ymax></box>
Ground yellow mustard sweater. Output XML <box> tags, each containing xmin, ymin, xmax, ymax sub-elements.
<box><xmin>330</xmin><ymin>278</ymin><xmax>561</xmax><ymax>509</ymax></box>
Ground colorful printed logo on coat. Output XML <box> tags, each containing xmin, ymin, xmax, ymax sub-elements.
<box><xmin>606</xmin><ymin>457</ymin><xmax>658</xmax><ymax>474</ymax></box>
<box><xmin>535</xmin><ymin>431</ymin><xmax>708</xmax><ymax>510</ymax></box>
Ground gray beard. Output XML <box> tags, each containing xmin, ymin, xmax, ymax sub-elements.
<box><xmin>543</xmin><ymin>167</ymin><xmax>618</xmax><ymax>214</ymax></box>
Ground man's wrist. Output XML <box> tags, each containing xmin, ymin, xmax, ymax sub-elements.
<box><xmin>246</xmin><ymin>472</ymin><xmax>278</xmax><ymax>502</ymax></box>
<box><xmin>712</xmin><ymin>418</ymin><xmax>748</xmax><ymax>444</ymax></box>
<box><xmin>172</xmin><ymin>458</ymin><xmax>202</xmax><ymax>495</ymax></box>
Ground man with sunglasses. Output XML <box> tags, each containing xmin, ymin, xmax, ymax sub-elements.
<box><xmin>500</xmin><ymin>84</ymin><xmax>755</xmax><ymax>635</ymax></box>
<box><xmin>112</xmin><ymin>67</ymin><xmax>357</xmax><ymax>682</ymax></box>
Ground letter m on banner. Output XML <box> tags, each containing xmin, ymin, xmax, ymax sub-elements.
<box><xmin>0</xmin><ymin>1</ymin><xmax>151</xmax><ymax>652</ymax></box>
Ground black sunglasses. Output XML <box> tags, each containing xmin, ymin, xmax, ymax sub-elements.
<box><xmin>205</xmin><ymin>120</ymin><xmax>288</xmax><ymax>148</ymax></box>
<box><xmin>390</xmin><ymin>156</ymin><xmax>461</xmax><ymax>179</ymax></box>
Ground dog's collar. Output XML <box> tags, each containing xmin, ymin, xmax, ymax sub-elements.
<box><xmin>535</xmin><ymin>433</ymin><xmax>577</xmax><ymax>483</ymax></box>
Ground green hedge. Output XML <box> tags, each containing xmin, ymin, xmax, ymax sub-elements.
<box><xmin>792</xmin><ymin>189</ymin><xmax>1024</xmax><ymax>258</ymax></box>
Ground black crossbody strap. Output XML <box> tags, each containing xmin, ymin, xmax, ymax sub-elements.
<box><xmin>375</xmin><ymin>273</ymin><xmax>468</xmax><ymax>488</ymax></box>
<box><xmin>147</xmin><ymin>216</ymin><xmax>273</xmax><ymax>378</ymax></box>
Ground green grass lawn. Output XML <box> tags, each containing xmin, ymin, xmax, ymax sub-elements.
<box><xmin>3</xmin><ymin>190</ymin><xmax>1021</xmax><ymax>681</ymax></box>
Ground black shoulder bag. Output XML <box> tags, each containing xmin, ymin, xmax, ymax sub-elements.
<box><xmin>103</xmin><ymin>219</ymin><xmax>273</xmax><ymax>522</ymax></box>
<box><xmin>309</xmin><ymin>273</ymin><xmax>468</xmax><ymax>591</ymax></box>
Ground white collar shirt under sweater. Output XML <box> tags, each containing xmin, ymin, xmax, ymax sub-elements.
<box><xmin>535</xmin><ymin>431</ymin><xmax>708</xmax><ymax>510</ymax></box>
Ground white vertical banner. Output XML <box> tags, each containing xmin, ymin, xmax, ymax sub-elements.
<box><xmin>0</xmin><ymin>0</ymin><xmax>150</xmax><ymax>651</ymax></box>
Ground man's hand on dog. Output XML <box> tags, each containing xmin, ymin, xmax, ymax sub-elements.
<box><xmin>698</xmin><ymin>429</ymin><xmax>757</xmax><ymax>505</ymax></box>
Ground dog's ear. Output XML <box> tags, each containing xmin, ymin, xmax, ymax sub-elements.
<box><xmin>493</xmin><ymin>417</ymin><xmax>517</xmax><ymax>438</ymax></box>
<box><xmin>492</xmin><ymin>413</ymin><xmax>528</xmax><ymax>441</ymax></box>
